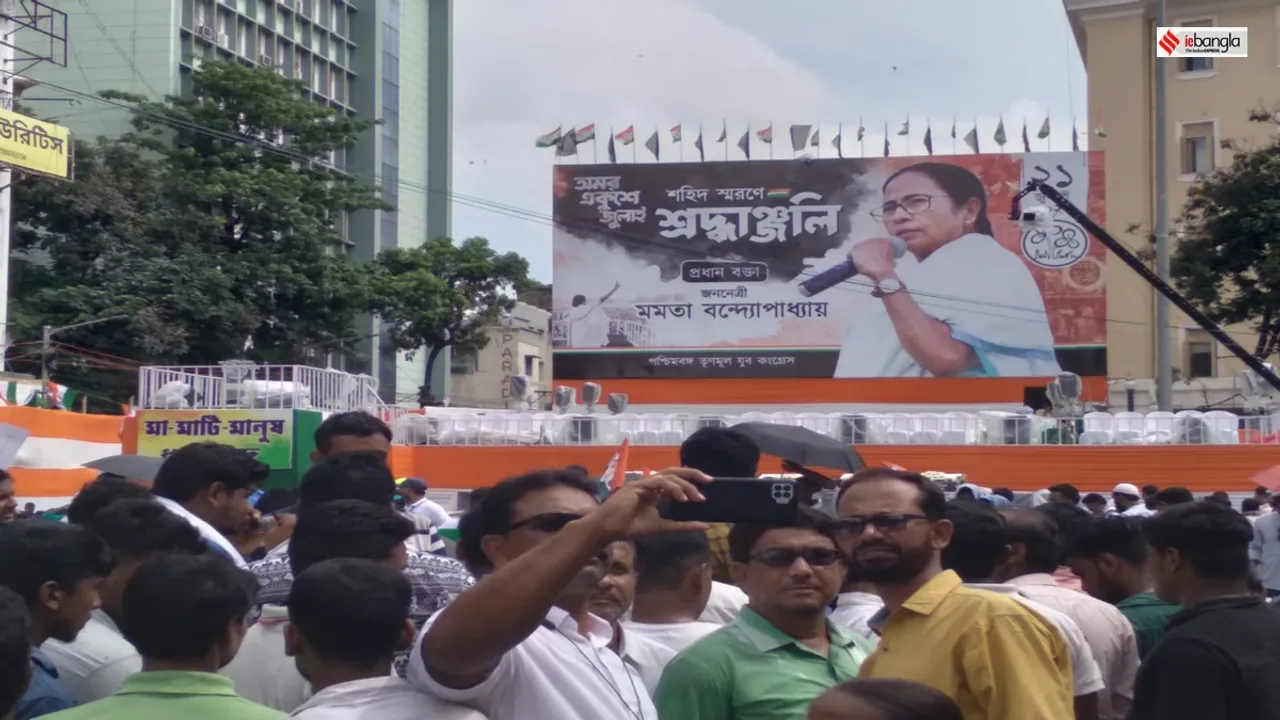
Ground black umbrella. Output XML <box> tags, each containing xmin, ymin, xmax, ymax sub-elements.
<box><xmin>730</xmin><ymin>422</ymin><xmax>865</xmax><ymax>473</ymax></box>
<box><xmin>83</xmin><ymin>455</ymin><xmax>165</xmax><ymax>483</ymax></box>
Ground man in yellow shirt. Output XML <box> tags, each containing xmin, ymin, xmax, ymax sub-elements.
<box><xmin>835</xmin><ymin>468</ymin><xmax>1074</xmax><ymax>720</ymax></box>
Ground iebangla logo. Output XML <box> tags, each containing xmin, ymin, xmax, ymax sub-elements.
<box><xmin>1158</xmin><ymin>29</ymin><xmax>1179</xmax><ymax>55</ymax></box>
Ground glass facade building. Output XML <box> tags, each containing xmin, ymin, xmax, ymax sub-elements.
<box><xmin>26</xmin><ymin>0</ymin><xmax>453</xmax><ymax>403</ymax></box>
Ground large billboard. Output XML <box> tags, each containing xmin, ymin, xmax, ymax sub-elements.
<box><xmin>552</xmin><ymin>153</ymin><xmax>1105</xmax><ymax>379</ymax></box>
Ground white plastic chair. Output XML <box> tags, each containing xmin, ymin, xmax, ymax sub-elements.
<box><xmin>1112</xmin><ymin>412</ymin><xmax>1146</xmax><ymax>444</ymax></box>
<box><xmin>1203</xmin><ymin>411</ymin><xmax>1240</xmax><ymax>444</ymax></box>
<box><xmin>1143</xmin><ymin>411</ymin><xmax>1177</xmax><ymax>443</ymax></box>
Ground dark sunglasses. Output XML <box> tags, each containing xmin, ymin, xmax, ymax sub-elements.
<box><xmin>751</xmin><ymin>547</ymin><xmax>843</xmax><ymax>568</ymax></box>
<box><xmin>835</xmin><ymin>513</ymin><xmax>930</xmax><ymax>535</ymax></box>
<box><xmin>508</xmin><ymin>512</ymin><xmax>584</xmax><ymax>534</ymax></box>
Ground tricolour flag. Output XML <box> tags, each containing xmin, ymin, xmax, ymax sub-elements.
<box><xmin>963</xmin><ymin>121</ymin><xmax>979</xmax><ymax>153</ymax></box>
<box><xmin>645</xmin><ymin>129</ymin><xmax>660</xmax><ymax>160</ymax></box>
<box><xmin>756</xmin><ymin>124</ymin><xmax>774</xmax><ymax>144</ymax></box>
<box><xmin>556</xmin><ymin>129</ymin><xmax>578</xmax><ymax>157</ymax></box>
<box><xmin>615</xmin><ymin>125</ymin><xmax>636</xmax><ymax>145</ymax></box>
<box><xmin>897</xmin><ymin>119</ymin><xmax>910</xmax><ymax>136</ymax></box>
<box><xmin>596</xmin><ymin>438</ymin><xmax>631</xmax><ymax>498</ymax></box>
<box><xmin>670</xmin><ymin>124</ymin><xmax>683</xmax><ymax>142</ymax></box>
<box><xmin>535</xmin><ymin>126</ymin><xmax>563</xmax><ymax>148</ymax></box>
<box><xmin>766</xmin><ymin>188</ymin><xmax>791</xmax><ymax>199</ymax></box>
<box><xmin>575</xmin><ymin>124</ymin><xmax>597</xmax><ymax>142</ymax></box>
<box><xmin>738</xmin><ymin>127</ymin><xmax>751</xmax><ymax>159</ymax></box>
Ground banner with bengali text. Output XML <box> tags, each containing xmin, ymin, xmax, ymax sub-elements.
<box><xmin>0</xmin><ymin>107</ymin><xmax>73</xmax><ymax>180</ymax></box>
<box><xmin>136</xmin><ymin>410</ymin><xmax>294</xmax><ymax>469</ymax></box>
<box><xmin>552</xmin><ymin>153</ymin><xmax>1106</xmax><ymax>379</ymax></box>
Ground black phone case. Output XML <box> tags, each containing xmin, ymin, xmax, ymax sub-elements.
<box><xmin>659</xmin><ymin>478</ymin><xmax>800</xmax><ymax>524</ymax></box>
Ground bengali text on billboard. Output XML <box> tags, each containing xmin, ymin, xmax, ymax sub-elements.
<box><xmin>136</xmin><ymin>410</ymin><xmax>294</xmax><ymax>469</ymax></box>
<box><xmin>552</xmin><ymin>153</ymin><xmax>1106</xmax><ymax>379</ymax></box>
<box><xmin>0</xmin><ymin>107</ymin><xmax>73</xmax><ymax>180</ymax></box>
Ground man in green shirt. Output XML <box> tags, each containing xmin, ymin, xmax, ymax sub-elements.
<box><xmin>46</xmin><ymin>553</ymin><xmax>283</xmax><ymax>720</ymax></box>
<box><xmin>1066</xmin><ymin>516</ymin><xmax>1180</xmax><ymax>657</ymax></box>
<box><xmin>654</xmin><ymin>512</ymin><xmax>874</xmax><ymax>720</ymax></box>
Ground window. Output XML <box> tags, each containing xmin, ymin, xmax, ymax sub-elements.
<box><xmin>1179</xmin><ymin>121</ymin><xmax>1215</xmax><ymax>175</ymax></box>
<box><xmin>451</xmin><ymin>350</ymin><xmax>477</xmax><ymax>374</ymax></box>
<box><xmin>524</xmin><ymin>355</ymin><xmax>536</xmax><ymax>377</ymax></box>
<box><xmin>1188</xmin><ymin>341</ymin><xmax>1214</xmax><ymax>378</ymax></box>
<box><xmin>1178</xmin><ymin>19</ymin><xmax>1215</xmax><ymax>73</ymax></box>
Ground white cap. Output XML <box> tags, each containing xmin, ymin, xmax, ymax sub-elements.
<box><xmin>1112</xmin><ymin>482</ymin><xmax>1141</xmax><ymax>498</ymax></box>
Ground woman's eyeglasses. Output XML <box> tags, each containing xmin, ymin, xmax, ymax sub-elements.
<box><xmin>750</xmin><ymin>547</ymin><xmax>843</xmax><ymax>568</ymax></box>
<box><xmin>508</xmin><ymin>512</ymin><xmax>584</xmax><ymax>534</ymax></box>
<box><xmin>870</xmin><ymin>194</ymin><xmax>936</xmax><ymax>220</ymax></box>
<box><xmin>835</xmin><ymin>513</ymin><xmax>930</xmax><ymax>536</ymax></box>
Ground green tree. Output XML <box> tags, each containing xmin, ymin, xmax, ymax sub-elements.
<box><xmin>368</xmin><ymin>237</ymin><xmax>533</xmax><ymax>401</ymax></box>
<box><xmin>1171</xmin><ymin>112</ymin><xmax>1280</xmax><ymax>359</ymax></box>
<box><xmin>9</xmin><ymin>61</ymin><xmax>384</xmax><ymax>405</ymax></box>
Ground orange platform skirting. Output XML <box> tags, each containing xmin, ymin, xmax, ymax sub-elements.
<box><xmin>389</xmin><ymin>444</ymin><xmax>1280</xmax><ymax>493</ymax></box>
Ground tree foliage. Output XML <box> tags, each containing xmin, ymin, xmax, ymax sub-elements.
<box><xmin>1172</xmin><ymin>113</ymin><xmax>1280</xmax><ymax>359</ymax></box>
<box><xmin>9</xmin><ymin>61</ymin><xmax>385</xmax><ymax>405</ymax></box>
<box><xmin>367</xmin><ymin>237</ymin><xmax>533</xmax><ymax>395</ymax></box>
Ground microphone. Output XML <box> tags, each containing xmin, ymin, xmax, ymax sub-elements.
<box><xmin>797</xmin><ymin>237</ymin><xmax>908</xmax><ymax>298</ymax></box>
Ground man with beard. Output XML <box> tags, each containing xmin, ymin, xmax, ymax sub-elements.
<box><xmin>654</xmin><ymin>511</ymin><xmax>873</xmax><ymax>720</ymax></box>
<box><xmin>584</xmin><ymin>542</ymin><xmax>676</xmax><ymax>697</ymax></box>
<box><xmin>835</xmin><ymin>469</ymin><xmax>1072</xmax><ymax>720</ymax></box>
<box><xmin>408</xmin><ymin>467</ymin><xmax>711</xmax><ymax>720</ymax></box>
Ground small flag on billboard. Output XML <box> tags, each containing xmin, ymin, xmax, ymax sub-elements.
<box><xmin>950</xmin><ymin>119</ymin><xmax>957</xmax><ymax>139</ymax></box>
<box><xmin>576</xmin><ymin>124</ymin><xmax>597</xmax><ymax>142</ymax></box>
<box><xmin>897</xmin><ymin>119</ymin><xmax>910</xmax><ymax>136</ymax></box>
<box><xmin>535</xmin><ymin>126</ymin><xmax>563</xmax><ymax>148</ymax></box>
<box><xmin>1021</xmin><ymin>120</ymin><xmax>1030</xmax><ymax>153</ymax></box>
<box><xmin>789</xmin><ymin>124</ymin><xmax>812</xmax><ymax>152</ymax></box>
<box><xmin>556</xmin><ymin>129</ymin><xmax>578</xmax><ymax>156</ymax></box>
<box><xmin>738</xmin><ymin>128</ymin><xmax>751</xmax><ymax>159</ymax></box>
<box><xmin>607</xmin><ymin>132</ymin><xmax>617</xmax><ymax>163</ymax></box>
<box><xmin>645</xmin><ymin>129</ymin><xmax>660</xmax><ymax>160</ymax></box>
<box><xmin>756</xmin><ymin>124</ymin><xmax>774</xmax><ymax>144</ymax></box>
<box><xmin>810</xmin><ymin>129</ymin><xmax>820</xmax><ymax>147</ymax></box>
<box><xmin>856</xmin><ymin>123</ymin><xmax>865</xmax><ymax>142</ymax></box>
<box><xmin>716</xmin><ymin>121</ymin><xmax>727</xmax><ymax>143</ymax></box>
<box><xmin>831</xmin><ymin>123</ymin><xmax>843</xmax><ymax>158</ymax></box>
<box><xmin>1095</xmin><ymin>125</ymin><xmax>1107</xmax><ymax>139</ymax></box>
<box><xmin>615</xmin><ymin>125</ymin><xmax>636</xmax><ymax>145</ymax></box>
<box><xmin>923</xmin><ymin>125</ymin><xmax>933</xmax><ymax>156</ymax></box>
<box><xmin>766</xmin><ymin>188</ymin><xmax>791</xmax><ymax>199</ymax></box>
<box><xmin>670</xmin><ymin>124</ymin><xmax>683</xmax><ymax>143</ymax></box>
<box><xmin>1037</xmin><ymin>117</ymin><xmax>1051</xmax><ymax>140</ymax></box>
<box><xmin>1072</xmin><ymin>125</ymin><xmax>1080</xmax><ymax>151</ymax></box>
<box><xmin>883</xmin><ymin>122</ymin><xmax>890</xmax><ymax>157</ymax></box>
<box><xmin>694</xmin><ymin>129</ymin><xmax>705</xmax><ymax>161</ymax></box>
<box><xmin>993</xmin><ymin>118</ymin><xmax>1007</xmax><ymax>147</ymax></box>
<box><xmin>963</xmin><ymin>124</ymin><xmax>979</xmax><ymax>153</ymax></box>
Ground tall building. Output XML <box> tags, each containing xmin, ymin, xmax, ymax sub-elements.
<box><xmin>22</xmin><ymin>0</ymin><xmax>453</xmax><ymax>404</ymax></box>
<box><xmin>1065</xmin><ymin>0</ymin><xmax>1280</xmax><ymax>387</ymax></box>
<box><xmin>450</xmin><ymin>302</ymin><xmax>552</xmax><ymax>409</ymax></box>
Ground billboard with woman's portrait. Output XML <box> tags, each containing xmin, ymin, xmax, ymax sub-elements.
<box><xmin>551</xmin><ymin>152</ymin><xmax>1105</xmax><ymax>379</ymax></box>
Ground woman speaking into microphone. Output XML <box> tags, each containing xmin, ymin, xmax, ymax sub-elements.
<box><xmin>833</xmin><ymin>162</ymin><xmax>1061</xmax><ymax>378</ymax></box>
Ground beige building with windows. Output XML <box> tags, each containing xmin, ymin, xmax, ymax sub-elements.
<box><xmin>449</xmin><ymin>302</ymin><xmax>552</xmax><ymax>408</ymax></box>
<box><xmin>1065</xmin><ymin>0</ymin><xmax>1280</xmax><ymax>402</ymax></box>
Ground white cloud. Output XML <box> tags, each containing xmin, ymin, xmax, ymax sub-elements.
<box><xmin>451</xmin><ymin>0</ymin><xmax>838</xmax><ymax>280</ymax></box>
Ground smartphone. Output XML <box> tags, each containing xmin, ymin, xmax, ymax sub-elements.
<box><xmin>659</xmin><ymin>478</ymin><xmax>800</xmax><ymax>525</ymax></box>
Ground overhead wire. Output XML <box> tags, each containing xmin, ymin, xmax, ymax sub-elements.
<box><xmin>18</xmin><ymin>75</ymin><xmax>1258</xmax><ymax>344</ymax></box>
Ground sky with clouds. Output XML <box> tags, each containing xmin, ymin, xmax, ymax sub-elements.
<box><xmin>450</xmin><ymin>0</ymin><xmax>1088</xmax><ymax>281</ymax></box>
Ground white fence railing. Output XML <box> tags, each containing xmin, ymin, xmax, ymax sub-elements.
<box><xmin>138</xmin><ymin>364</ymin><xmax>386</xmax><ymax>413</ymax></box>
<box><xmin>387</xmin><ymin>409</ymin><xmax>1280</xmax><ymax>447</ymax></box>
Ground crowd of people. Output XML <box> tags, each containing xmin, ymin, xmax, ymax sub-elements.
<box><xmin>0</xmin><ymin>413</ymin><xmax>1278</xmax><ymax>720</ymax></box>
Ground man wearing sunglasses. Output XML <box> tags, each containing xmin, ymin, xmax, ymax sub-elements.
<box><xmin>836</xmin><ymin>468</ymin><xmax>1074</xmax><ymax>720</ymax></box>
<box><xmin>655</xmin><ymin>511</ymin><xmax>873</xmax><ymax>720</ymax></box>
<box><xmin>409</xmin><ymin>466</ymin><xmax>711</xmax><ymax>720</ymax></box>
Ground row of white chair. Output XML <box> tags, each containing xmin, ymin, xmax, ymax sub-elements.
<box><xmin>390</xmin><ymin>409</ymin><xmax>1277</xmax><ymax>446</ymax></box>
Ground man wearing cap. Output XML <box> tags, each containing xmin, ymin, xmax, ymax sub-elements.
<box><xmin>1111</xmin><ymin>484</ymin><xmax>1154</xmax><ymax>518</ymax></box>
<box><xmin>399</xmin><ymin>478</ymin><xmax>452</xmax><ymax>530</ymax></box>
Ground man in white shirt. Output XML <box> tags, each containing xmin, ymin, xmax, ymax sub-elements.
<box><xmin>698</xmin><ymin>581</ymin><xmax>748</xmax><ymax>624</ymax></box>
<box><xmin>398</xmin><ymin>478</ymin><xmax>452</xmax><ymax>530</ymax></box>
<box><xmin>944</xmin><ymin>499</ymin><xmax>1106</xmax><ymax>720</ymax></box>
<box><xmin>285</xmin><ymin>558</ymin><xmax>484</xmax><ymax>719</ymax></box>
<box><xmin>999</xmin><ymin>509</ymin><xmax>1140</xmax><ymax>720</ymax></box>
<box><xmin>408</xmin><ymin>466</ymin><xmax>712</xmax><ymax>720</ymax></box>
<box><xmin>1112</xmin><ymin>484</ymin><xmax>1155</xmax><ymax>518</ymax></box>
<box><xmin>223</xmin><ymin>500</ymin><xmax>416</xmax><ymax>711</ymax></box>
<box><xmin>567</xmin><ymin>283</ymin><xmax>620</xmax><ymax>348</ymax></box>
<box><xmin>151</xmin><ymin>442</ymin><xmax>270</xmax><ymax>567</ymax></box>
<box><xmin>584</xmin><ymin>541</ymin><xmax>676</xmax><ymax>696</ymax></box>
<box><xmin>44</xmin><ymin>499</ymin><xmax>207</xmax><ymax>703</ymax></box>
<box><xmin>623</xmin><ymin>532</ymin><xmax>721</xmax><ymax>654</ymax></box>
